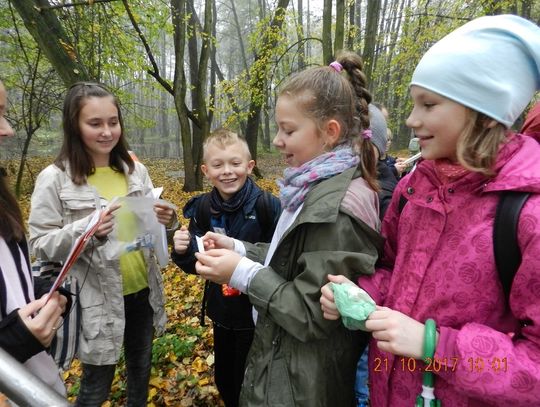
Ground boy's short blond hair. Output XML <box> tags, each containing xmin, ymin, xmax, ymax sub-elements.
<box><xmin>203</xmin><ymin>128</ymin><xmax>252</xmax><ymax>162</ymax></box>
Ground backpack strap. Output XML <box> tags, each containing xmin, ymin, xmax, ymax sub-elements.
<box><xmin>195</xmin><ymin>193</ymin><xmax>212</xmax><ymax>232</ymax></box>
<box><xmin>255</xmin><ymin>191</ymin><xmax>274</xmax><ymax>235</ymax></box>
<box><xmin>493</xmin><ymin>191</ymin><xmax>530</xmax><ymax>302</ymax></box>
<box><xmin>194</xmin><ymin>193</ymin><xmax>212</xmax><ymax>327</ymax></box>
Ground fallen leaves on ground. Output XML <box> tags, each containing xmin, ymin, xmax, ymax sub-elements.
<box><xmin>14</xmin><ymin>153</ymin><xmax>285</xmax><ymax>406</ymax></box>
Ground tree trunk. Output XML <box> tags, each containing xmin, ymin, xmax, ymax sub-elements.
<box><xmin>355</xmin><ymin>0</ymin><xmax>362</xmax><ymax>51</ymax></box>
<box><xmin>159</xmin><ymin>31</ymin><xmax>170</xmax><ymax>158</ymax></box>
<box><xmin>188</xmin><ymin>0</ymin><xmax>203</xmax><ymax>189</ymax></box>
<box><xmin>334</xmin><ymin>0</ymin><xmax>345</xmax><ymax>55</ymax></box>
<box><xmin>171</xmin><ymin>0</ymin><xmax>197</xmax><ymax>191</ymax></box>
<box><xmin>297</xmin><ymin>0</ymin><xmax>305</xmax><ymax>70</ymax></box>
<box><xmin>11</xmin><ymin>0</ymin><xmax>91</xmax><ymax>86</ymax></box>
<box><xmin>346</xmin><ymin>0</ymin><xmax>355</xmax><ymax>50</ymax></box>
<box><xmin>196</xmin><ymin>0</ymin><xmax>212</xmax><ymax>172</ymax></box>
<box><xmin>264</xmin><ymin>100</ymin><xmax>271</xmax><ymax>152</ymax></box>
<box><xmin>244</xmin><ymin>0</ymin><xmax>290</xmax><ymax>171</ymax></box>
<box><xmin>522</xmin><ymin>0</ymin><xmax>532</xmax><ymax>19</ymax></box>
<box><xmin>230</xmin><ymin>0</ymin><xmax>250</xmax><ymax>76</ymax></box>
<box><xmin>322</xmin><ymin>0</ymin><xmax>333</xmax><ymax>63</ymax></box>
<box><xmin>208</xmin><ymin>0</ymin><xmax>217</xmax><ymax>129</ymax></box>
<box><xmin>362</xmin><ymin>0</ymin><xmax>381</xmax><ymax>82</ymax></box>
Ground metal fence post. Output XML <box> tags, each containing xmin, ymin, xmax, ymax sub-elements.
<box><xmin>0</xmin><ymin>347</ymin><xmax>71</xmax><ymax>406</ymax></box>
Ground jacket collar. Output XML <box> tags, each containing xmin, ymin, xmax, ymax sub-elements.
<box><xmin>407</xmin><ymin>133</ymin><xmax>540</xmax><ymax>196</ymax></box>
<box><xmin>296</xmin><ymin>166</ymin><xmax>358</xmax><ymax>225</ymax></box>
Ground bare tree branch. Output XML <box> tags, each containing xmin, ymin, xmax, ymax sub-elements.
<box><xmin>121</xmin><ymin>0</ymin><xmax>171</xmax><ymax>93</ymax></box>
<box><xmin>37</xmin><ymin>0</ymin><xmax>121</xmax><ymax>11</ymax></box>
<box><xmin>121</xmin><ymin>0</ymin><xmax>200</xmax><ymax>128</ymax></box>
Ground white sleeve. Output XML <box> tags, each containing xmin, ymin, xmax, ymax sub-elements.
<box><xmin>233</xmin><ymin>238</ymin><xmax>247</xmax><ymax>256</ymax></box>
<box><xmin>229</xmin><ymin>256</ymin><xmax>264</xmax><ymax>293</ymax></box>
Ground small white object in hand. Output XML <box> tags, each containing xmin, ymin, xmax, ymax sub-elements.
<box><xmin>344</xmin><ymin>284</ymin><xmax>374</xmax><ymax>304</ymax></box>
<box><xmin>195</xmin><ymin>235</ymin><xmax>205</xmax><ymax>253</ymax></box>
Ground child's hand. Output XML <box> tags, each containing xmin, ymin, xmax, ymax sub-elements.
<box><xmin>320</xmin><ymin>274</ymin><xmax>354</xmax><ymax>320</ymax></box>
<box><xmin>365</xmin><ymin>306</ymin><xmax>428</xmax><ymax>359</ymax></box>
<box><xmin>394</xmin><ymin>158</ymin><xmax>408</xmax><ymax>175</ymax></box>
<box><xmin>194</xmin><ymin>249</ymin><xmax>241</xmax><ymax>284</ymax></box>
<box><xmin>95</xmin><ymin>203</ymin><xmax>121</xmax><ymax>239</ymax></box>
<box><xmin>173</xmin><ymin>226</ymin><xmax>191</xmax><ymax>254</ymax></box>
<box><xmin>202</xmin><ymin>232</ymin><xmax>234</xmax><ymax>250</ymax></box>
<box><xmin>154</xmin><ymin>202</ymin><xmax>175</xmax><ymax>227</ymax></box>
<box><xmin>18</xmin><ymin>292</ymin><xmax>67</xmax><ymax>348</ymax></box>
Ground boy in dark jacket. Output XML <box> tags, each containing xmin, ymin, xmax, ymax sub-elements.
<box><xmin>171</xmin><ymin>129</ymin><xmax>280</xmax><ymax>407</ymax></box>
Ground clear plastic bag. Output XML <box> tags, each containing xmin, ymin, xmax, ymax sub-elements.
<box><xmin>113</xmin><ymin>197</ymin><xmax>174</xmax><ymax>267</ymax></box>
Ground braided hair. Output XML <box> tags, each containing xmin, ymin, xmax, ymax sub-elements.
<box><xmin>278</xmin><ymin>51</ymin><xmax>378</xmax><ymax>190</ymax></box>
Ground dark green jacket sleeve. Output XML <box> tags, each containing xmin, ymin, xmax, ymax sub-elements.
<box><xmin>245</xmin><ymin>212</ymin><xmax>379</xmax><ymax>342</ymax></box>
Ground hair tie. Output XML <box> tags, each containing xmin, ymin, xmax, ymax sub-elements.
<box><xmin>362</xmin><ymin>129</ymin><xmax>372</xmax><ymax>140</ymax></box>
<box><xmin>329</xmin><ymin>61</ymin><xmax>343</xmax><ymax>73</ymax></box>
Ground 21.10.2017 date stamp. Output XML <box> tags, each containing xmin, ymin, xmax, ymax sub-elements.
<box><xmin>372</xmin><ymin>356</ymin><xmax>509</xmax><ymax>374</ymax></box>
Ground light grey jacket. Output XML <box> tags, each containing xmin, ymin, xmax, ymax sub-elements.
<box><xmin>28</xmin><ymin>162</ymin><xmax>167</xmax><ymax>365</ymax></box>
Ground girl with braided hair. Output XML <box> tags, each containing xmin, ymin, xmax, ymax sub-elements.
<box><xmin>194</xmin><ymin>51</ymin><xmax>383</xmax><ymax>406</ymax></box>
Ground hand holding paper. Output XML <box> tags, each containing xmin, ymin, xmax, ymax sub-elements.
<box><xmin>194</xmin><ymin>249</ymin><xmax>241</xmax><ymax>285</ymax></box>
<box><xmin>196</xmin><ymin>235</ymin><xmax>205</xmax><ymax>253</ymax></box>
<box><xmin>201</xmin><ymin>231</ymin><xmax>234</xmax><ymax>251</ymax></box>
<box><xmin>154</xmin><ymin>201</ymin><xmax>175</xmax><ymax>227</ymax></box>
<box><xmin>94</xmin><ymin>201</ymin><xmax>121</xmax><ymax>239</ymax></box>
<box><xmin>19</xmin><ymin>292</ymin><xmax>67</xmax><ymax>347</ymax></box>
<box><xmin>398</xmin><ymin>152</ymin><xmax>422</xmax><ymax>167</ymax></box>
<box><xmin>45</xmin><ymin>205</ymin><xmax>114</xmax><ymax>302</ymax></box>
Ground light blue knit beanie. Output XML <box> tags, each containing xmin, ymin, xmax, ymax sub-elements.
<box><xmin>411</xmin><ymin>14</ymin><xmax>540</xmax><ymax>127</ymax></box>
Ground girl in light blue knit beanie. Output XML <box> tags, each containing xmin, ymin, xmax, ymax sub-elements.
<box><xmin>408</xmin><ymin>14</ymin><xmax>540</xmax><ymax>173</ymax></box>
<box><xmin>321</xmin><ymin>14</ymin><xmax>540</xmax><ymax>407</ymax></box>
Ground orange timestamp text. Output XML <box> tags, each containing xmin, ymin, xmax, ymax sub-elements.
<box><xmin>373</xmin><ymin>356</ymin><xmax>509</xmax><ymax>374</ymax></box>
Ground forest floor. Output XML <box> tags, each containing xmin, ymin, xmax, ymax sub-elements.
<box><xmin>13</xmin><ymin>147</ymin><xmax>409</xmax><ymax>406</ymax></box>
<box><xmin>13</xmin><ymin>151</ymin><xmax>286</xmax><ymax>407</ymax></box>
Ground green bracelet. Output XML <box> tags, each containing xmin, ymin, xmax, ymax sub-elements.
<box><xmin>423</xmin><ymin>318</ymin><xmax>437</xmax><ymax>387</ymax></box>
<box><xmin>423</xmin><ymin>319</ymin><xmax>437</xmax><ymax>360</ymax></box>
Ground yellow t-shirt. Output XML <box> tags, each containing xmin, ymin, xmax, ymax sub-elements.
<box><xmin>88</xmin><ymin>167</ymin><xmax>148</xmax><ymax>295</ymax></box>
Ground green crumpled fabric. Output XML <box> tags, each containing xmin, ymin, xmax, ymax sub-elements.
<box><xmin>332</xmin><ymin>282</ymin><xmax>376</xmax><ymax>331</ymax></box>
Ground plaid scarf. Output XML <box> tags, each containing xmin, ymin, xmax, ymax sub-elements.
<box><xmin>278</xmin><ymin>145</ymin><xmax>359</xmax><ymax>212</ymax></box>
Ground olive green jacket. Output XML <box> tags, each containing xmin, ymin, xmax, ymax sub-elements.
<box><xmin>240</xmin><ymin>167</ymin><xmax>384</xmax><ymax>407</ymax></box>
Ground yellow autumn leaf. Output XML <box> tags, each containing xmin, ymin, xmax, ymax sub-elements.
<box><xmin>192</xmin><ymin>357</ymin><xmax>206</xmax><ymax>373</ymax></box>
<box><xmin>149</xmin><ymin>377</ymin><xmax>165</xmax><ymax>389</ymax></box>
<box><xmin>198</xmin><ymin>377</ymin><xmax>210</xmax><ymax>386</ymax></box>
